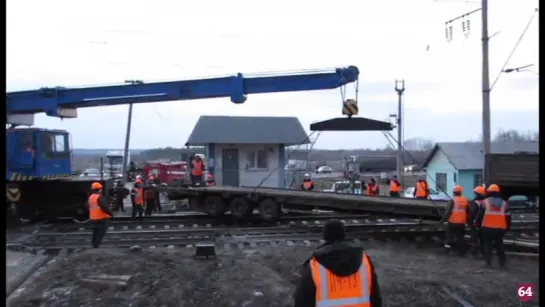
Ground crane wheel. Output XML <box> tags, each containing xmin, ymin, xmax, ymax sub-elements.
<box><xmin>258</xmin><ymin>198</ymin><xmax>281</xmax><ymax>222</ymax></box>
<box><xmin>229</xmin><ymin>197</ymin><xmax>253</xmax><ymax>221</ymax></box>
<box><xmin>203</xmin><ymin>196</ymin><xmax>227</xmax><ymax>217</ymax></box>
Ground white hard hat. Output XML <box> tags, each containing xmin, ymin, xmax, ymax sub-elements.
<box><xmin>304</xmin><ymin>173</ymin><xmax>310</xmax><ymax>177</ymax></box>
<box><xmin>136</xmin><ymin>175</ymin><xmax>142</xmax><ymax>179</ymax></box>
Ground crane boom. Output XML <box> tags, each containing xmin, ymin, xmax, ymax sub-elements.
<box><xmin>7</xmin><ymin>66</ymin><xmax>359</xmax><ymax>117</ymax></box>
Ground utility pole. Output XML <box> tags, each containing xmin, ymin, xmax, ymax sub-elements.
<box><xmin>394</xmin><ymin>80</ymin><xmax>405</xmax><ymax>188</ymax></box>
<box><xmin>444</xmin><ymin>3</ymin><xmax>489</xmax><ymax>181</ymax></box>
<box><xmin>481</xmin><ymin>0</ymin><xmax>491</xmax><ymax>182</ymax></box>
<box><xmin>121</xmin><ymin>80</ymin><xmax>144</xmax><ymax>184</ymax></box>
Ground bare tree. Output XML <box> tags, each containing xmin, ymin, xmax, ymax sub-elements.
<box><xmin>403</xmin><ymin>138</ymin><xmax>435</xmax><ymax>151</ymax></box>
<box><xmin>493</xmin><ymin>129</ymin><xmax>539</xmax><ymax>142</ymax></box>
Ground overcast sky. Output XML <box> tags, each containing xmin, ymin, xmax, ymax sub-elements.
<box><xmin>7</xmin><ymin>0</ymin><xmax>539</xmax><ymax>150</ymax></box>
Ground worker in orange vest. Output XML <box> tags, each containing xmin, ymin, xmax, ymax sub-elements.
<box><xmin>191</xmin><ymin>155</ymin><xmax>205</xmax><ymax>186</ymax></box>
<box><xmin>469</xmin><ymin>186</ymin><xmax>486</xmax><ymax>257</ymax></box>
<box><xmin>413</xmin><ymin>177</ymin><xmax>429</xmax><ymax>199</ymax></box>
<box><xmin>389</xmin><ymin>175</ymin><xmax>401</xmax><ymax>197</ymax></box>
<box><xmin>88</xmin><ymin>182</ymin><xmax>114</xmax><ymax>248</ymax></box>
<box><xmin>365</xmin><ymin>178</ymin><xmax>379</xmax><ymax>196</ymax></box>
<box><xmin>294</xmin><ymin>219</ymin><xmax>383</xmax><ymax>307</ymax></box>
<box><xmin>440</xmin><ymin>185</ymin><xmax>469</xmax><ymax>255</ymax></box>
<box><xmin>301</xmin><ymin>173</ymin><xmax>314</xmax><ymax>191</ymax></box>
<box><xmin>130</xmin><ymin>179</ymin><xmax>145</xmax><ymax>219</ymax></box>
<box><xmin>475</xmin><ymin>184</ymin><xmax>510</xmax><ymax>268</ymax></box>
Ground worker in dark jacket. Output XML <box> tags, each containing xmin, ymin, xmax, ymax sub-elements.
<box><xmin>294</xmin><ymin>219</ymin><xmax>382</xmax><ymax>307</ymax></box>
<box><xmin>88</xmin><ymin>182</ymin><xmax>114</xmax><ymax>248</ymax></box>
<box><xmin>113</xmin><ymin>181</ymin><xmax>129</xmax><ymax>212</ymax></box>
<box><xmin>475</xmin><ymin>184</ymin><xmax>511</xmax><ymax>268</ymax></box>
<box><xmin>301</xmin><ymin>173</ymin><xmax>315</xmax><ymax>191</ymax></box>
<box><xmin>440</xmin><ymin>185</ymin><xmax>469</xmax><ymax>255</ymax></box>
<box><xmin>469</xmin><ymin>186</ymin><xmax>486</xmax><ymax>257</ymax></box>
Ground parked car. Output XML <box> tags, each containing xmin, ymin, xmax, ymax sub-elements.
<box><xmin>507</xmin><ymin>195</ymin><xmax>538</xmax><ymax>212</ymax></box>
<box><xmin>79</xmin><ymin>168</ymin><xmax>104</xmax><ymax>177</ymax></box>
<box><xmin>403</xmin><ymin>187</ymin><xmax>450</xmax><ymax>201</ymax></box>
<box><xmin>316</xmin><ymin>166</ymin><xmax>333</xmax><ymax>174</ymax></box>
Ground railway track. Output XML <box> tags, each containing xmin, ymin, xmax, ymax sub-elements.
<box><xmin>8</xmin><ymin>218</ymin><xmax>539</xmax><ymax>254</ymax></box>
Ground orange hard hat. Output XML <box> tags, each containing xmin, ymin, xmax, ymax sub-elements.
<box><xmin>91</xmin><ymin>182</ymin><xmax>103</xmax><ymax>190</ymax></box>
<box><xmin>487</xmin><ymin>184</ymin><xmax>500</xmax><ymax>192</ymax></box>
<box><xmin>453</xmin><ymin>185</ymin><xmax>463</xmax><ymax>193</ymax></box>
<box><xmin>473</xmin><ymin>186</ymin><xmax>486</xmax><ymax>195</ymax></box>
<box><xmin>135</xmin><ymin>179</ymin><xmax>143</xmax><ymax>184</ymax></box>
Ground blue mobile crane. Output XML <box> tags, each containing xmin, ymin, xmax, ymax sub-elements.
<box><xmin>6</xmin><ymin>66</ymin><xmax>360</xmax><ymax>222</ymax></box>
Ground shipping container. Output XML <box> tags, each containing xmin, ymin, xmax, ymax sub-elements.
<box><xmin>485</xmin><ymin>153</ymin><xmax>539</xmax><ymax>197</ymax></box>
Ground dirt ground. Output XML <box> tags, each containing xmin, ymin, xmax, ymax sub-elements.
<box><xmin>8</xmin><ymin>242</ymin><xmax>539</xmax><ymax>307</ymax></box>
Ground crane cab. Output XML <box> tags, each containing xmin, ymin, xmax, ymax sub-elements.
<box><xmin>6</xmin><ymin>128</ymin><xmax>72</xmax><ymax>180</ymax></box>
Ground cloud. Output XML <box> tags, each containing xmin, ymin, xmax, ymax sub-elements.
<box><xmin>7</xmin><ymin>0</ymin><xmax>539</xmax><ymax>150</ymax></box>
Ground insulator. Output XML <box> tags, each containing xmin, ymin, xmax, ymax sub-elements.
<box><xmin>449</xmin><ymin>26</ymin><xmax>453</xmax><ymax>39</ymax></box>
<box><xmin>466</xmin><ymin>19</ymin><xmax>471</xmax><ymax>31</ymax></box>
<box><xmin>462</xmin><ymin>20</ymin><xmax>466</xmax><ymax>32</ymax></box>
<box><xmin>445</xmin><ymin>27</ymin><xmax>450</xmax><ymax>40</ymax></box>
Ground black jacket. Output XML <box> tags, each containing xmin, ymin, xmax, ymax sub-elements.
<box><xmin>293</xmin><ymin>241</ymin><xmax>382</xmax><ymax>307</ymax></box>
<box><xmin>96</xmin><ymin>194</ymin><xmax>114</xmax><ymax>217</ymax></box>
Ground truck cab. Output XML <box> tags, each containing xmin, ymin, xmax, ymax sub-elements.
<box><xmin>6</xmin><ymin>128</ymin><xmax>72</xmax><ymax>180</ymax></box>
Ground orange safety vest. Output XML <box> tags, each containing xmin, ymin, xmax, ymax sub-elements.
<box><xmin>310</xmin><ymin>254</ymin><xmax>372</xmax><ymax>307</ymax></box>
<box><xmin>448</xmin><ymin>196</ymin><xmax>468</xmax><ymax>224</ymax></box>
<box><xmin>389</xmin><ymin>181</ymin><xmax>400</xmax><ymax>193</ymax></box>
<box><xmin>135</xmin><ymin>188</ymin><xmax>144</xmax><ymax>205</ymax></box>
<box><xmin>303</xmin><ymin>180</ymin><xmax>313</xmax><ymax>190</ymax></box>
<box><xmin>88</xmin><ymin>194</ymin><xmax>110</xmax><ymax>220</ymax></box>
<box><xmin>415</xmin><ymin>181</ymin><xmax>428</xmax><ymax>198</ymax></box>
<box><xmin>481</xmin><ymin>198</ymin><xmax>508</xmax><ymax>229</ymax></box>
<box><xmin>366</xmin><ymin>185</ymin><xmax>378</xmax><ymax>196</ymax></box>
<box><xmin>192</xmin><ymin>160</ymin><xmax>203</xmax><ymax>176</ymax></box>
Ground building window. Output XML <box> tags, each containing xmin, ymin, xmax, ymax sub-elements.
<box><xmin>246</xmin><ymin>150</ymin><xmax>268</xmax><ymax>169</ymax></box>
<box><xmin>474</xmin><ymin>173</ymin><xmax>483</xmax><ymax>187</ymax></box>
<box><xmin>435</xmin><ymin>173</ymin><xmax>447</xmax><ymax>192</ymax></box>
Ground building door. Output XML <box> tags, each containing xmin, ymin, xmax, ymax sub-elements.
<box><xmin>222</xmin><ymin>148</ymin><xmax>239</xmax><ymax>187</ymax></box>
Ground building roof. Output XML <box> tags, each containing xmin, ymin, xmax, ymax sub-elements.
<box><xmin>186</xmin><ymin>116</ymin><xmax>310</xmax><ymax>146</ymax></box>
<box><xmin>423</xmin><ymin>142</ymin><xmax>539</xmax><ymax>170</ymax></box>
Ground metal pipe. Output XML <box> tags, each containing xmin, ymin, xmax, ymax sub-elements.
<box><xmin>395</xmin><ymin>80</ymin><xmax>405</xmax><ymax>188</ymax></box>
<box><xmin>481</xmin><ymin>0</ymin><xmax>491</xmax><ymax>183</ymax></box>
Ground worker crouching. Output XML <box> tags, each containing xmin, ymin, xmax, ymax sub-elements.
<box><xmin>88</xmin><ymin>182</ymin><xmax>114</xmax><ymax>248</ymax></box>
<box><xmin>294</xmin><ymin>219</ymin><xmax>383</xmax><ymax>307</ymax></box>
<box><xmin>131</xmin><ymin>179</ymin><xmax>144</xmax><ymax>219</ymax></box>
<box><xmin>301</xmin><ymin>173</ymin><xmax>314</xmax><ymax>191</ymax></box>
<box><xmin>476</xmin><ymin>184</ymin><xmax>510</xmax><ymax>268</ymax></box>
<box><xmin>440</xmin><ymin>185</ymin><xmax>469</xmax><ymax>256</ymax></box>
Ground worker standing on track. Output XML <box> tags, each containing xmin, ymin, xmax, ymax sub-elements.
<box><xmin>470</xmin><ymin>186</ymin><xmax>486</xmax><ymax>257</ymax></box>
<box><xmin>440</xmin><ymin>185</ymin><xmax>469</xmax><ymax>255</ymax></box>
<box><xmin>113</xmin><ymin>181</ymin><xmax>129</xmax><ymax>212</ymax></box>
<box><xmin>389</xmin><ymin>175</ymin><xmax>401</xmax><ymax>197</ymax></box>
<box><xmin>144</xmin><ymin>180</ymin><xmax>157</xmax><ymax>216</ymax></box>
<box><xmin>294</xmin><ymin>219</ymin><xmax>382</xmax><ymax>307</ymax></box>
<box><xmin>366</xmin><ymin>178</ymin><xmax>379</xmax><ymax>196</ymax></box>
<box><xmin>475</xmin><ymin>184</ymin><xmax>510</xmax><ymax>268</ymax></box>
<box><xmin>191</xmin><ymin>155</ymin><xmax>205</xmax><ymax>186</ymax></box>
<box><xmin>413</xmin><ymin>177</ymin><xmax>429</xmax><ymax>199</ymax></box>
<box><xmin>88</xmin><ymin>182</ymin><xmax>113</xmax><ymax>248</ymax></box>
<box><xmin>301</xmin><ymin>173</ymin><xmax>315</xmax><ymax>191</ymax></box>
<box><xmin>131</xmin><ymin>179</ymin><xmax>145</xmax><ymax>219</ymax></box>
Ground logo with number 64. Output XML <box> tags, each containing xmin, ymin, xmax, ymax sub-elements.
<box><xmin>517</xmin><ymin>284</ymin><xmax>536</xmax><ymax>302</ymax></box>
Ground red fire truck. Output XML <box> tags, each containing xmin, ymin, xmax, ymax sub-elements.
<box><xmin>142</xmin><ymin>160</ymin><xmax>187</xmax><ymax>185</ymax></box>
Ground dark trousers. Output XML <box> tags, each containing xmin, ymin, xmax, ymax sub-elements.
<box><xmin>155</xmin><ymin>194</ymin><xmax>162</xmax><ymax>212</ymax></box>
<box><xmin>191</xmin><ymin>174</ymin><xmax>203</xmax><ymax>185</ymax></box>
<box><xmin>389</xmin><ymin>191</ymin><xmax>400</xmax><ymax>197</ymax></box>
<box><xmin>145</xmin><ymin>198</ymin><xmax>155</xmax><ymax>216</ymax></box>
<box><xmin>470</xmin><ymin>227</ymin><xmax>485</xmax><ymax>257</ymax></box>
<box><xmin>114</xmin><ymin>200</ymin><xmax>125</xmax><ymax>212</ymax></box>
<box><xmin>482</xmin><ymin>228</ymin><xmax>506</xmax><ymax>267</ymax></box>
<box><xmin>445</xmin><ymin>223</ymin><xmax>466</xmax><ymax>255</ymax></box>
<box><xmin>131</xmin><ymin>204</ymin><xmax>144</xmax><ymax>219</ymax></box>
<box><xmin>91</xmin><ymin>219</ymin><xmax>109</xmax><ymax>248</ymax></box>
